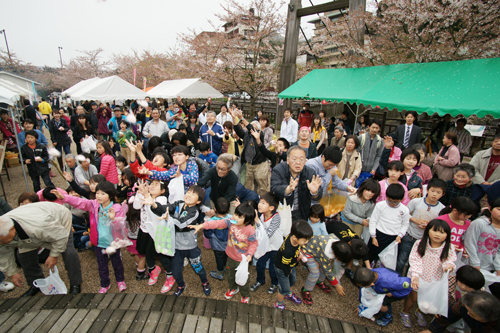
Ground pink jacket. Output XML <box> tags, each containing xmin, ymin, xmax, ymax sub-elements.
<box><xmin>376</xmin><ymin>179</ymin><xmax>410</xmax><ymax>206</ymax></box>
<box><xmin>408</xmin><ymin>239</ymin><xmax>456</xmax><ymax>282</ymax></box>
<box><xmin>100</xmin><ymin>154</ymin><xmax>118</xmax><ymax>184</ymax></box>
<box><xmin>434</xmin><ymin>144</ymin><xmax>460</xmax><ymax>168</ymax></box>
<box><xmin>37</xmin><ymin>188</ymin><xmax>67</xmax><ymax>205</ymax></box>
<box><xmin>63</xmin><ymin>195</ymin><xmax>126</xmax><ymax>246</ymax></box>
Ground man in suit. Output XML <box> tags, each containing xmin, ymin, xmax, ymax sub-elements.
<box><xmin>395</xmin><ymin>111</ymin><xmax>421</xmax><ymax>149</ymax></box>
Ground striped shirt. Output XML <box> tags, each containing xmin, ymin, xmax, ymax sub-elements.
<box><xmin>449</xmin><ymin>127</ymin><xmax>472</xmax><ymax>155</ymax></box>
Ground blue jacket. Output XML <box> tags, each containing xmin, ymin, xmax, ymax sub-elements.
<box><xmin>372</xmin><ymin>268</ymin><xmax>412</xmax><ymax>299</ymax></box>
<box><xmin>18</xmin><ymin>130</ymin><xmax>48</xmax><ymax>146</ymax></box>
<box><xmin>198</xmin><ymin>152</ymin><xmax>218</xmax><ymax>167</ymax></box>
<box><xmin>107</xmin><ymin>116</ymin><xmax>122</xmax><ymax>138</ymax></box>
<box><xmin>199</xmin><ymin>122</ymin><xmax>224</xmax><ymax>156</ymax></box>
<box><xmin>204</xmin><ymin>214</ymin><xmax>231</xmax><ymax>251</ymax></box>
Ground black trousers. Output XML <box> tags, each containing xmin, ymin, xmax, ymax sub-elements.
<box><xmin>17</xmin><ymin>231</ymin><xmax>82</xmax><ymax>287</ymax></box>
<box><xmin>31</xmin><ymin>172</ymin><xmax>55</xmax><ymax>192</ymax></box>
<box><xmin>368</xmin><ymin>230</ymin><xmax>397</xmax><ymax>263</ymax></box>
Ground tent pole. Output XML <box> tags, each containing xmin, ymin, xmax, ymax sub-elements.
<box><xmin>353</xmin><ymin>104</ymin><xmax>359</xmax><ymax>132</ymax></box>
<box><xmin>10</xmin><ymin>106</ymin><xmax>30</xmax><ymax>191</ymax></box>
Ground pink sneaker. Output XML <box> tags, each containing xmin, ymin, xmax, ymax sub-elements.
<box><xmin>148</xmin><ymin>266</ymin><xmax>161</xmax><ymax>286</ymax></box>
<box><xmin>99</xmin><ymin>286</ymin><xmax>110</xmax><ymax>294</ymax></box>
<box><xmin>117</xmin><ymin>281</ymin><xmax>127</xmax><ymax>292</ymax></box>
<box><xmin>161</xmin><ymin>276</ymin><xmax>175</xmax><ymax>294</ymax></box>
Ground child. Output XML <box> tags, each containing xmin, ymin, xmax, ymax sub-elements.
<box><xmin>17</xmin><ymin>192</ymin><xmax>39</xmax><ymax>206</ymax></box>
<box><xmin>273</xmin><ymin>220</ymin><xmax>313</xmax><ymax>309</ymax></box>
<box><xmin>411</xmin><ymin>144</ymin><xmax>432</xmax><ymax>185</ymax></box>
<box><xmin>401</xmin><ymin>219</ymin><xmax>456</xmax><ymax>328</ymax></box>
<box><xmin>437</xmin><ymin>196</ymin><xmax>477</xmax><ymax>252</ymax></box>
<box><xmin>97</xmin><ymin>140</ymin><xmax>119</xmax><ymax>185</ymax></box>
<box><xmin>64</xmin><ymin>185</ymin><xmax>88</xmax><ymax>248</ymax></box>
<box><xmin>250</xmin><ymin>192</ymin><xmax>283</xmax><ymax>294</ymax></box>
<box><xmin>190</xmin><ymin>201</ymin><xmax>258</xmax><ymax>303</ymax></box>
<box><xmin>222</xmin><ymin>121</ymin><xmax>236</xmax><ymax>155</ymax></box>
<box><xmin>341</xmin><ymin>178</ymin><xmax>380</xmax><ymax>237</ymax></box>
<box><xmin>53</xmin><ymin>181</ymin><xmax>127</xmax><ymax>293</ymax></box>
<box><xmin>204</xmin><ymin>197</ymin><xmax>232</xmax><ymax>280</ymax></box>
<box><xmin>369</xmin><ymin>183</ymin><xmax>411</xmax><ymax>265</ymax></box>
<box><xmin>396</xmin><ymin>178</ymin><xmax>447</xmax><ymax>275</ymax></box>
<box><xmin>64</xmin><ymin>172</ymin><xmax>106</xmax><ymax>200</ymax></box>
<box><xmin>117</xmin><ymin>120</ymin><xmax>137</xmax><ymax>162</ymax></box>
<box><xmin>455</xmin><ymin>265</ymin><xmax>485</xmax><ymax>300</ymax></box>
<box><xmin>354</xmin><ymin>267</ymin><xmax>412</xmax><ymax>327</ymax></box>
<box><xmin>117</xmin><ymin>168</ymin><xmax>135</xmax><ymax>202</ymax></box>
<box><xmin>20</xmin><ymin>130</ymin><xmax>55</xmax><ymax>192</ymax></box>
<box><xmin>300</xmin><ymin>234</ymin><xmax>353</xmax><ymax>304</ymax></box>
<box><xmin>125</xmin><ymin>139</ymin><xmax>169</xmax><ymax>180</ymax></box>
<box><xmin>308</xmin><ymin>204</ymin><xmax>328</xmax><ymax>236</ymax></box>
<box><xmin>377</xmin><ymin>161</ymin><xmax>410</xmax><ymax>206</ymax></box>
<box><xmin>151</xmin><ymin>185</ymin><xmax>211</xmax><ymax>297</ymax></box>
<box><xmin>108</xmin><ymin>137</ymin><xmax>118</xmax><ymax>155</ymax></box>
<box><xmin>199</xmin><ymin>142</ymin><xmax>218</xmax><ymax>167</ymax></box>
<box><xmin>133</xmin><ymin>179</ymin><xmax>171</xmax><ymax>289</ymax></box>
<box><xmin>399</xmin><ymin>148</ymin><xmax>423</xmax><ymax>200</ymax></box>
<box><xmin>440</xmin><ymin>164</ymin><xmax>475</xmax><ymax>207</ymax></box>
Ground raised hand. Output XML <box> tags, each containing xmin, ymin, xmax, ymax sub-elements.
<box><xmin>136</xmin><ymin>179</ymin><xmax>147</xmax><ymax>195</ymax></box>
<box><xmin>50</xmin><ymin>189</ymin><xmax>65</xmax><ymax>200</ymax></box>
<box><xmin>188</xmin><ymin>224</ymin><xmax>203</xmax><ymax>234</ymax></box>
<box><xmin>288</xmin><ymin>177</ymin><xmax>299</xmax><ymax>193</ymax></box>
<box><xmin>383</xmin><ymin>135</ymin><xmax>394</xmax><ymax>149</ymax></box>
<box><xmin>136</xmin><ymin>140</ymin><xmax>144</xmax><ymax>152</ymax></box>
<box><xmin>108</xmin><ymin>208</ymin><xmax>115</xmax><ymax>221</ymax></box>
<box><xmin>141</xmin><ymin>196</ymin><xmax>155</xmax><ymax>206</ymax></box>
<box><xmin>63</xmin><ymin>171</ymin><xmax>73</xmax><ymax>182</ymax></box>
<box><xmin>173</xmin><ymin>166</ymin><xmax>182</xmax><ymax>178</ymax></box>
<box><xmin>232</xmin><ymin>198</ymin><xmax>241</xmax><ymax>208</ymax></box>
<box><xmin>250</xmin><ymin>129</ymin><xmax>261</xmax><ymax>142</ymax></box>
<box><xmin>306</xmin><ymin>175</ymin><xmax>323</xmax><ymax>195</ymax></box>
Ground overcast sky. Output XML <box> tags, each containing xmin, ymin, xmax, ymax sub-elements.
<box><xmin>1</xmin><ymin>0</ymin><xmax>343</xmax><ymax>68</ymax></box>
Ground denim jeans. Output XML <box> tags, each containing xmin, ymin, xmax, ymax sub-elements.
<box><xmin>172</xmin><ymin>247</ymin><xmax>207</xmax><ymax>287</ymax></box>
<box><xmin>274</xmin><ymin>265</ymin><xmax>296</xmax><ymax>295</ymax></box>
<box><xmin>256</xmin><ymin>251</ymin><xmax>278</xmax><ymax>286</ymax></box>
<box><xmin>55</xmin><ymin>143</ymin><xmax>71</xmax><ymax>155</ymax></box>
<box><xmin>396</xmin><ymin>234</ymin><xmax>418</xmax><ymax>275</ymax></box>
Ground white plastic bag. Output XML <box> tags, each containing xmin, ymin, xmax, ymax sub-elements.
<box><xmin>155</xmin><ymin>216</ymin><xmax>176</xmax><ymax>256</ymax></box>
<box><xmin>277</xmin><ymin>201</ymin><xmax>292</xmax><ymax>237</ymax></box>
<box><xmin>80</xmin><ymin>138</ymin><xmax>90</xmax><ymax>154</ymax></box>
<box><xmin>379</xmin><ymin>241</ymin><xmax>398</xmax><ymax>270</ymax></box>
<box><xmin>359</xmin><ymin>287</ymin><xmax>385</xmax><ymax>319</ymax></box>
<box><xmin>82</xmin><ymin>136</ymin><xmax>97</xmax><ymax>152</ymax></box>
<box><xmin>333</xmin><ymin>258</ymin><xmax>345</xmax><ymax>284</ymax></box>
<box><xmin>110</xmin><ymin>217</ymin><xmax>133</xmax><ymax>248</ymax></box>
<box><xmin>235</xmin><ymin>254</ymin><xmax>249</xmax><ymax>286</ymax></box>
<box><xmin>168</xmin><ymin>174</ymin><xmax>185</xmax><ymax>203</ymax></box>
<box><xmin>254</xmin><ymin>222</ymin><xmax>269</xmax><ymax>260</ymax></box>
<box><xmin>480</xmin><ymin>269</ymin><xmax>500</xmax><ymax>294</ymax></box>
<box><xmin>418</xmin><ymin>271</ymin><xmax>449</xmax><ymax>317</ymax></box>
<box><xmin>33</xmin><ymin>266</ymin><xmax>67</xmax><ymax>295</ymax></box>
<box><xmin>450</xmin><ymin>251</ymin><xmax>468</xmax><ymax>277</ymax></box>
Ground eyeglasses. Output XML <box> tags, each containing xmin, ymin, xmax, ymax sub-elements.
<box><xmin>289</xmin><ymin>157</ymin><xmax>306</xmax><ymax>164</ymax></box>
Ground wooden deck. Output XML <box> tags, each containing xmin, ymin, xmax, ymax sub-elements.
<box><xmin>0</xmin><ymin>293</ymin><xmax>382</xmax><ymax>333</ymax></box>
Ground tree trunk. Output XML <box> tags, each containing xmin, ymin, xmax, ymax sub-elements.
<box><xmin>250</xmin><ymin>96</ymin><xmax>256</xmax><ymax>115</ymax></box>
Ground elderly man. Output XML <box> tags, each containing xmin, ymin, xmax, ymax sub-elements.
<box><xmin>63</xmin><ymin>154</ymin><xmax>79</xmax><ymax>180</ymax></box>
<box><xmin>470</xmin><ymin>133</ymin><xmax>500</xmax><ymax>185</ymax></box>
<box><xmin>0</xmin><ymin>202</ymin><xmax>82</xmax><ymax>296</ymax></box>
<box><xmin>74</xmin><ymin>153</ymin><xmax>98</xmax><ymax>190</ymax></box>
<box><xmin>271</xmin><ymin>145</ymin><xmax>323</xmax><ymax>220</ymax></box>
<box><xmin>450</xmin><ymin>118</ymin><xmax>473</xmax><ymax>162</ymax></box>
<box><xmin>199</xmin><ymin>111</ymin><xmax>224</xmax><ymax>156</ymax></box>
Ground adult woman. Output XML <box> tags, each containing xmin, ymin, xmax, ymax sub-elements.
<box><xmin>259</xmin><ymin>114</ymin><xmax>274</xmax><ymax>149</ymax></box>
<box><xmin>184</xmin><ymin>112</ymin><xmax>202</xmax><ymax>152</ymax></box>
<box><xmin>434</xmin><ymin>131</ymin><xmax>460</xmax><ymax>181</ymax></box>
<box><xmin>48</xmin><ymin>110</ymin><xmax>72</xmax><ymax>170</ymax></box>
<box><xmin>319</xmin><ymin>110</ymin><xmax>330</xmax><ymax>138</ymax></box>
<box><xmin>291</xmin><ymin>127</ymin><xmax>318</xmax><ymax>160</ymax></box>
<box><xmin>73</xmin><ymin>114</ymin><xmax>96</xmax><ymax>154</ymax></box>
<box><xmin>58</xmin><ymin>108</ymin><xmax>71</xmax><ymax>124</ymax></box>
<box><xmin>337</xmin><ymin>135</ymin><xmax>362</xmax><ymax>183</ymax></box>
<box><xmin>96</xmin><ymin>104</ymin><xmax>112</xmax><ymax>141</ymax></box>
<box><xmin>353</xmin><ymin>115</ymin><xmax>369</xmax><ymax>135</ymax></box>
<box><xmin>253</xmin><ymin>109</ymin><xmax>263</xmax><ymax>122</ymax></box>
<box><xmin>330</xmin><ymin>126</ymin><xmax>346</xmax><ymax>148</ymax></box>
<box><xmin>310</xmin><ymin>115</ymin><xmax>327</xmax><ymax>154</ymax></box>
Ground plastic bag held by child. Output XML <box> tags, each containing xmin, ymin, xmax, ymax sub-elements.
<box><xmin>168</xmin><ymin>174</ymin><xmax>184</xmax><ymax>204</ymax></box>
<box><xmin>235</xmin><ymin>254</ymin><xmax>250</xmax><ymax>286</ymax></box>
<box><xmin>33</xmin><ymin>266</ymin><xmax>68</xmax><ymax>295</ymax></box>
<box><xmin>418</xmin><ymin>271</ymin><xmax>449</xmax><ymax>317</ymax></box>
<box><xmin>359</xmin><ymin>287</ymin><xmax>385</xmax><ymax>319</ymax></box>
<box><xmin>254</xmin><ymin>222</ymin><xmax>269</xmax><ymax>260</ymax></box>
<box><xmin>379</xmin><ymin>241</ymin><xmax>398</xmax><ymax>270</ymax></box>
<box><xmin>155</xmin><ymin>216</ymin><xmax>176</xmax><ymax>256</ymax></box>
<box><xmin>480</xmin><ymin>269</ymin><xmax>500</xmax><ymax>294</ymax></box>
<box><xmin>103</xmin><ymin>217</ymin><xmax>133</xmax><ymax>255</ymax></box>
<box><xmin>277</xmin><ymin>201</ymin><xmax>292</xmax><ymax>237</ymax></box>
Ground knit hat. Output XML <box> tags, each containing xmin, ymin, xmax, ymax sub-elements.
<box><xmin>300</xmin><ymin>126</ymin><xmax>310</xmax><ymax>132</ymax></box>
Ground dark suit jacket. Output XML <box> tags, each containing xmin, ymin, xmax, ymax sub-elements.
<box><xmin>395</xmin><ymin>124</ymin><xmax>421</xmax><ymax>149</ymax></box>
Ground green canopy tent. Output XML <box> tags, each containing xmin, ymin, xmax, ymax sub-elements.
<box><xmin>278</xmin><ymin>58</ymin><xmax>500</xmax><ymax>119</ymax></box>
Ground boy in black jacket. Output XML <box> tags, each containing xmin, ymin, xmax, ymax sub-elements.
<box><xmin>21</xmin><ymin>130</ymin><xmax>55</xmax><ymax>192</ymax></box>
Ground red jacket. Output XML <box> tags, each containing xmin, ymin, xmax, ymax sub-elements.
<box><xmin>130</xmin><ymin>159</ymin><xmax>168</xmax><ymax>180</ymax></box>
<box><xmin>298</xmin><ymin>110</ymin><xmax>314</xmax><ymax>128</ymax></box>
<box><xmin>99</xmin><ymin>154</ymin><xmax>119</xmax><ymax>184</ymax></box>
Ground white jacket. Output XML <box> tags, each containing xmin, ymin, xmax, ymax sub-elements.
<box><xmin>280</xmin><ymin>118</ymin><xmax>298</xmax><ymax>143</ymax></box>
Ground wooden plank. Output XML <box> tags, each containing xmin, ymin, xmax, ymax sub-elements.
<box><xmin>182</xmin><ymin>314</ymin><xmax>198</xmax><ymax>333</ymax></box>
<box><xmin>42</xmin><ymin>295</ymin><xmax>65</xmax><ymax>310</ymax></box>
<box><xmin>195</xmin><ymin>316</ymin><xmax>210</xmax><ymax>333</ymax></box>
<box><xmin>76</xmin><ymin>293</ymin><xmax>96</xmax><ymax>309</ymax></box>
<box><xmin>293</xmin><ymin>311</ymin><xmax>307</xmax><ymax>332</ymax></box>
<box><xmin>0</xmin><ymin>309</ymin><xmax>27</xmax><ymax>331</ymax></box>
<box><xmin>208</xmin><ymin>317</ymin><xmax>223</xmax><ymax>333</ymax></box>
<box><xmin>73</xmin><ymin>309</ymin><xmax>101</xmax><ymax>333</ymax></box>
<box><xmin>150</xmin><ymin>294</ymin><xmax>167</xmax><ymax>312</ymax></box>
<box><xmin>182</xmin><ymin>297</ymin><xmax>197</xmax><ymax>315</ymax></box>
<box><xmin>97</xmin><ymin>293</ymin><xmax>116</xmax><ymax>310</ymax></box>
<box><xmin>19</xmin><ymin>294</ymin><xmax>44</xmax><ymax>311</ymax></box>
<box><xmin>262</xmin><ymin>327</ymin><xmax>275</xmax><ymax>333</ymax></box>
<box><xmin>113</xmin><ymin>310</ymin><xmax>137</xmax><ymax>332</ymax></box>
<box><xmin>225</xmin><ymin>300</ymin><xmax>238</xmax><ymax>321</ymax></box>
<box><xmin>0</xmin><ymin>299</ymin><xmax>5</xmax><ymax>307</ymax></box>
<box><xmin>214</xmin><ymin>300</ymin><xmax>227</xmax><ymax>319</ymax></box>
<box><xmin>86</xmin><ymin>293</ymin><xmax>105</xmax><ymax>309</ymax></box>
<box><xmin>66</xmin><ymin>293</ymin><xmax>85</xmax><ymax>309</ymax></box>
<box><xmin>260</xmin><ymin>306</ymin><xmax>271</xmax><ymax>327</ymax></box>
<box><xmin>29</xmin><ymin>296</ymin><xmax>52</xmax><ymax>311</ymax></box>
<box><xmin>129</xmin><ymin>293</ymin><xmax>146</xmax><ymax>310</ymax></box>
<box><xmin>108</xmin><ymin>293</ymin><xmax>125</xmax><ymax>309</ymax></box>
<box><xmin>248</xmin><ymin>304</ymin><xmax>260</xmax><ymax>324</ymax></box>
<box><xmin>53</xmin><ymin>294</ymin><xmax>74</xmax><ymax>309</ymax></box>
<box><xmin>222</xmin><ymin>319</ymin><xmax>236</xmax><ymax>333</ymax></box>
<box><xmin>282</xmin><ymin>310</ymin><xmax>295</xmax><ymax>331</ymax></box>
<box><xmin>140</xmin><ymin>294</ymin><xmax>157</xmax><ymax>311</ymax></box>
<box><xmin>88</xmin><ymin>308</ymin><xmax>114</xmax><ymax>332</ymax></box>
<box><xmin>142</xmin><ymin>311</ymin><xmax>162</xmax><ymax>333</ymax></box>
<box><xmin>341</xmin><ymin>321</ymin><xmax>357</xmax><ymax>333</ymax></box>
<box><xmin>100</xmin><ymin>309</ymin><xmax>126</xmax><ymax>333</ymax></box>
<box><xmin>162</xmin><ymin>295</ymin><xmax>177</xmax><ymax>312</ymax></box>
<box><xmin>354</xmin><ymin>323</ymin><xmax>369</xmax><ymax>333</ymax></box>
<box><xmin>271</xmin><ymin>307</ymin><xmax>283</xmax><ymax>328</ymax></box>
<box><xmin>296</xmin><ymin>0</ymin><xmax>349</xmax><ymax>17</ymax></box>
<box><xmin>329</xmin><ymin>318</ymin><xmax>344</xmax><ymax>333</ymax></box>
<box><xmin>20</xmin><ymin>310</ymin><xmax>53</xmax><ymax>333</ymax></box>
<box><xmin>274</xmin><ymin>328</ymin><xmax>288</xmax><ymax>333</ymax></box>
<box><xmin>237</xmin><ymin>302</ymin><xmax>249</xmax><ymax>323</ymax></box>
<box><xmin>60</xmin><ymin>309</ymin><xmax>89</xmax><ymax>332</ymax></box>
<box><xmin>366</xmin><ymin>328</ymin><xmax>380</xmax><ymax>333</ymax></box>
<box><xmin>236</xmin><ymin>321</ymin><xmax>249</xmax><ymax>333</ymax></box>
<box><xmin>305</xmin><ymin>313</ymin><xmax>320</xmax><ymax>332</ymax></box>
<box><xmin>47</xmin><ymin>308</ymin><xmax>78</xmax><ymax>333</ymax></box>
<box><xmin>155</xmin><ymin>311</ymin><xmax>174</xmax><ymax>333</ymax></box>
<box><xmin>203</xmin><ymin>299</ymin><xmax>217</xmax><ymax>318</ymax></box>
<box><xmin>118</xmin><ymin>293</ymin><xmax>136</xmax><ymax>310</ymax></box>
<box><xmin>169</xmin><ymin>313</ymin><xmax>187</xmax><ymax>333</ymax></box>
<box><xmin>128</xmin><ymin>310</ymin><xmax>150</xmax><ymax>332</ymax></box>
<box><xmin>0</xmin><ymin>298</ymin><xmax>18</xmax><ymax>312</ymax></box>
<box><xmin>249</xmin><ymin>322</ymin><xmax>262</xmax><ymax>333</ymax></box>
<box><xmin>34</xmin><ymin>309</ymin><xmax>65</xmax><ymax>333</ymax></box>
<box><xmin>193</xmin><ymin>298</ymin><xmax>206</xmax><ymax>316</ymax></box>
<box><xmin>10</xmin><ymin>296</ymin><xmax>32</xmax><ymax>312</ymax></box>
<box><xmin>8</xmin><ymin>310</ymin><xmax>40</xmax><ymax>333</ymax></box>
<box><xmin>317</xmin><ymin>316</ymin><xmax>332</xmax><ymax>333</ymax></box>
<box><xmin>172</xmin><ymin>296</ymin><xmax>187</xmax><ymax>313</ymax></box>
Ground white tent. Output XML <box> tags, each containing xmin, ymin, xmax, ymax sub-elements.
<box><xmin>0</xmin><ymin>79</ymin><xmax>30</xmax><ymax>97</ymax></box>
<box><xmin>147</xmin><ymin>78</ymin><xmax>223</xmax><ymax>99</ymax></box>
<box><xmin>62</xmin><ymin>77</ymin><xmax>101</xmax><ymax>97</ymax></box>
<box><xmin>70</xmin><ymin>75</ymin><xmax>148</xmax><ymax>102</ymax></box>
<box><xmin>0</xmin><ymin>86</ymin><xmax>20</xmax><ymax>105</ymax></box>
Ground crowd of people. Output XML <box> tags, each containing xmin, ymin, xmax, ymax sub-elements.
<box><xmin>0</xmin><ymin>96</ymin><xmax>499</xmax><ymax>333</ymax></box>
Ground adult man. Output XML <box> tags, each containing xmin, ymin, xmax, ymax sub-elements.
<box><xmin>0</xmin><ymin>202</ymin><xmax>82</xmax><ymax>296</ymax></box>
<box><xmin>107</xmin><ymin>107</ymin><xmax>124</xmax><ymax>138</ymax></box>
<box><xmin>166</xmin><ymin>105</ymin><xmax>182</xmax><ymax>130</ymax></box>
<box><xmin>298</xmin><ymin>103</ymin><xmax>314</xmax><ymax>128</ymax></box>
<box><xmin>88</xmin><ymin>102</ymin><xmax>99</xmax><ymax>130</ymax></box>
<box><xmin>358</xmin><ymin>119</ymin><xmax>384</xmax><ymax>175</ymax></box>
<box><xmin>305</xmin><ymin>146</ymin><xmax>356</xmax><ymax>204</ymax></box>
<box><xmin>280</xmin><ymin>109</ymin><xmax>298</xmax><ymax>144</ymax></box>
<box><xmin>199</xmin><ymin>111</ymin><xmax>224</xmax><ymax>156</ymax></box>
<box><xmin>38</xmin><ymin>98</ymin><xmax>52</xmax><ymax>120</ymax></box>
<box><xmin>63</xmin><ymin>154</ymin><xmax>79</xmax><ymax>180</ymax></box>
<box><xmin>470</xmin><ymin>133</ymin><xmax>500</xmax><ymax>185</ymax></box>
<box><xmin>178</xmin><ymin>96</ymin><xmax>208</xmax><ymax>124</ymax></box>
<box><xmin>70</xmin><ymin>105</ymin><xmax>90</xmax><ymax>130</ymax></box>
<box><xmin>216</xmin><ymin>104</ymin><xmax>233</xmax><ymax>126</ymax></box>
<box><xmin>142</xmin><ymin>109</ymin><xmax>169</xmax><ymax>139</ymax></box>
<box><xmin>340</xmin><ymin>111</ymin><xmax>353</xmax><ymax>135</ymax></box>
<box><xmin>271</xmin><ymin>145</ymin><xmax>323</xmax><ymax>220</ymax></box>
<box><xmin>18</xmin><ymin>119</ymin><xmax>48</xmax><ymax>146</ymax></box>
<box><xmin>74</xmin><ymin>153</ymin><xmax>98</xmax><ymax>190</ymax></box>
<box><xmin>450</xmin><ymin>118</ymin><xmax>473</xmax><ymax>161</ymax></box>
<box><xmin>23</xmin><ymin>99</ymin><xmax>38</xmax><ymax>129</ymax></box>
<box><xmin>394</xmin><ymin>111</ymin><xmax>422</xmax><ymax>149</ymax></box>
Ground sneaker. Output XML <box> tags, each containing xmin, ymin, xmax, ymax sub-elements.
<box><xmin>173</xmin><ymin>284</ymin><xmax>186</xmax><ymax>296</ymax></box>
<box><xmin>399</xmin><ymin>312</ymin><xmax>412</xmax><ymax>328</ymax></box>
<box><xmin>415</xmin><ymin>310</ymin><xmax>427</xmax><ymax>327</ymax></box>
<box><xmin>353</xmin><ymin>259</ymin><xmax>360</xmax><ymax>266</ymax></box>
<box><xmin>376</xmin><ymin>313</ymin><xmax>393</xmax><ymax>327</ymax></box>
<box><xmin>117</xmin><ymin>281</ymin><xmax>127</xmax><ymax>292</ymax></box>
<box><xmin>49</xmin><ymin>170</ymin><xmax>56</xmax><ymax>178</ymax></box>
<box><xmin>300</xmin><ymin>290</ymin><xmax>313</xmax><ymax>305</ymax></box>
<box><xmin>274</xmin><ymin>301</ymin><xmax>285</xmax><ymax>310</ymax></box>
<box><xmin>161</xmin><ymin>276</ymin><xmax>175</xmax><ymax>294</ymax></box>
<box><xmin>0</xmin><ymin>281</ymin><xmax>14</xmax><ymax>292</ymax></box>
<box><xmin>250</xmin><ymin>281</ymin><xmax>262</xmax><ymax>292</ymax></box>
<box><xmin>240</xmin><ymin>296</ymin><xmax>249</xmax><ymax>304</ymax></box>
<box><xmin>148</xmin><ymin>266</ymin><xmax>161</xmax><ymax>286</ymax></box>
<box><xmin>316</xmin><ymin>281</ymin><xmax>332</xmax><ymax>294</ymax></box>
<box><xmin>99</xmin><ymin>286</ymin><xmax>110</xmax><ymax>294</ymax></box>
<box><xmin>136</xmin><ymin>270</ymin><xmax>149</xmax><ymax>281</ymax></box>
<box><xmin>284</xmin><ymin>292</ymin><xmax>302</xmax><ymax>305</ymax></box>
<box><xmin>210</xmin><ymin>271</ymin><xmax>224</xmax><ymax>280</ymax></box>
<box><xmin>268</xmin><ymin>284</ymin><xmax>279</xmax><ymax>294</ymax></box>
<box><xmin>225</xmin><ymin>288</ymin><xmax>240</xmax><ymax>299</ymax></box>
<box><xmin>202</xmin><ymin>281</ymin><xmax>212</xmax><ymax>296</ymax></box>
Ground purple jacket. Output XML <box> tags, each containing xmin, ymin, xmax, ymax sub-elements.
<box><xmin>96</xmin><ymin>107</ymin><xmax>113</xmax><ymax>135</ymax></box>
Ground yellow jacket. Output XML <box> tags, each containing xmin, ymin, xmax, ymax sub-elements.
<box><xmin>38</xmin><ymin>101</ymin><xmax>52</xmax><ymax>115</ymax></box>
